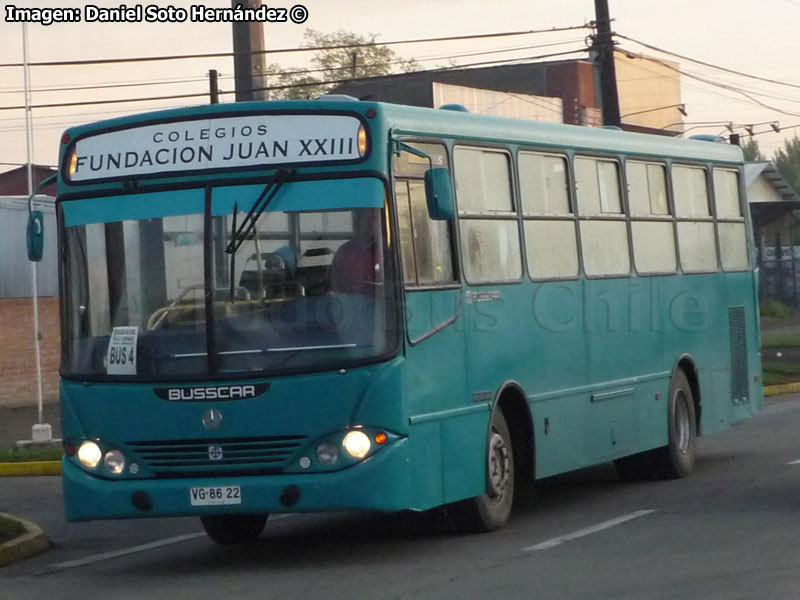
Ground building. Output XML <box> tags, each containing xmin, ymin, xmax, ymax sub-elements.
<box><xmin>745</xmin><ymin>161</ymin><xmax>800</xmax><ymax>305</ymax></box>
<box><xmin>332</xmin><ymin>52</ymin><xmax>683</xmax><ymax>134</ymax></box>
<box><xmin>0</xmin><ymin>194</ymin><xmax>60</xmax><ymax>408</ymax></box>
<box><xmin>0</xmin><ymin>164</ymin><xmax>57</xmax><ymax>196</ymax></box>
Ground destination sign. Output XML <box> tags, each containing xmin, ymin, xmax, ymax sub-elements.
<box><xmin>67</xmin><ymin>114</ymin><xmax>366</xmax><ymax>182</ymax></box>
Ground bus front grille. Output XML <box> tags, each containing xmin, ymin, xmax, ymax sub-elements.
<box><xmin>127</xmin><ymin>435</ymin><xmax>308</xmax><ymax>476</ymax></box>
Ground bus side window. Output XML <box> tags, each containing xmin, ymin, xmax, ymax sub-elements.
<box><xmin>673</xmin><ymin>165</ymin><xmax>718</xmax><ymax>273</ymax></box>
<box><xmin>454</xmin><ymin>147</ymin><xmax>521</xmax><ymax>283</ymax></box>
<box><xmin>713</xmin><ymin>168</ymin><xmax>749</xmax><ymax>271</ymax></box>
<box><xmin>627</xmin><ymin>160</ymin><xmax>677</xmax><ymax>275</ymax></box>
<box><xmin>519</xmin><ymin>151</ymin><xmax>578</xmax><ymax>280</ymax></box>
<box><xmin>395</xmin><ymin>179</ymin><xmax>456</xmax><ymax>286</ymax></box>
<box><xmin>575</xmin><ymin>156</ymin><xmax>630</xmax><ymax>277</ymax></box>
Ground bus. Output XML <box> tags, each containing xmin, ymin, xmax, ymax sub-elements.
<box><xmin>54</xmin><ymin>98</ymin><xmax>761</xmax><ymax>542</ymax></box>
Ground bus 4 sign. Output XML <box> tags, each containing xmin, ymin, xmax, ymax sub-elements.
<box><xmin>106</xmin><ymin>326</ymin><xmax>138</xmax><ymax>375</ymax></box>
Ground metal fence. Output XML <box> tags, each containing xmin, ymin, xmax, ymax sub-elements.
<box><xmin>756</xmin><ymin>240</ymin><xmax>800</xmax><ymax>307</ymax></box>
<box><xmin>0</xmin><ymin>196</ymin><xmax>58</xmax><ymax>299</ymax></box>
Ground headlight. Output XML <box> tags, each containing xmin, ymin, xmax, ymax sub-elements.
<box><xmin>316</xmin><ymin>441</ymin><xmax>339</xmax><ymax>466</ymax></box>
<box><xmin>343</xmin><ymin>430</ymin><xmax>371</xmax><ymax>459</ymax></box>
<box><xmin>77</xmin><ymin>441</ymin><xmax>102</xmax><ymax>468</ymax></box>
<box><xmin>103</xmin><ymin>450</ymin><xmax>126</xmax><ymax>475</ymax></box>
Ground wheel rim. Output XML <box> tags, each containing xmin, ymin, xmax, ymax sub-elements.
<box><xmin>674</xmin><ymin>390</ymin><xmax>691</xmax><ymax>455</ymax></box>
<box><xmin>487</xmin><ymin>429</ymin><xmax>511</xmax><ymax>502</ymax></box>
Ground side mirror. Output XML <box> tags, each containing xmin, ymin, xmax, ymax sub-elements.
<box><xmin>27</xmin><ymin>210</ymin><xmax>44</xmax><ymax>262</ymax></box>
<box><xmin>424</xmin><ymin>168</ymin><xmax>455</xmax><ymax>221</ymax></box>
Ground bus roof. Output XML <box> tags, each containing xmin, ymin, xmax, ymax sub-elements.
<box><xmin>61</xmin><ymin>98</ymin><xmax>743</xmax><ymax>173</ymax></box>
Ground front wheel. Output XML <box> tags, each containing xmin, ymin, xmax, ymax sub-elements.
<box><xmin>200</xmin><ymin>514</ymin><xmax>267</xmax><ymax>544</ymax></box>
<box><xmin>653</xmin><ymin>370</ymin><xmax>697</xmax><ymax>479</ymax></box>
<box><xmin>450</xmin><ymin>410</ymin><xmax>515</xmax><ymax>533</ymax></box>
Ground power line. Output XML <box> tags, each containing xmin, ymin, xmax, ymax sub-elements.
<box><xmin>0</xmin><ymin>38</ymin><xmax>584</xmax><ymax>97</ymax></box>
<box><xmin>618</xmin><ymin>47</ymin><xmax>800</xmax><ymax>119</ymax></box>
<box><xmin>617</xmin><ymin>34</ymin><xmax>800</xmax><ymax>92</ymax></box>
<box><xmin>0</xmin><ymin>76</ymin><xmax>211</xmax><ymax>96</ymax></box>
<box><xmin>0</xmin><ymin>47</ymin><xmax>587</xmax><ymax>112</ymax></box>
<box><xmin>0</xmin><ymin>26</ymin><xmax>591</xmax><ymax>69</ymax></box>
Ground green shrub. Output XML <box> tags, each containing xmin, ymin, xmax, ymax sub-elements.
<box><xmin>760</xmin><ymin>299</ymin><xmax>795</xmax><ymax>318</ymax></box>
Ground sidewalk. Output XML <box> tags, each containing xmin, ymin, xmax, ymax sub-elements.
<box><xmin>0</xmin><ymin>403</ymin><xmax>61</xmax><ymax>450</ymax></box>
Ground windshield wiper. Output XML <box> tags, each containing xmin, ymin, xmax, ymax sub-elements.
<box><xmin>225</xmin><ymin>167</ymin><xmax>293</xmax><ymax>255</ymax></box>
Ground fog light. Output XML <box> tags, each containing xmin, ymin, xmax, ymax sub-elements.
<box><xmin>343</xmin><ymin>430</ymin><xmax>370</xmax><ymax>459</ymax></box>
<box><xmin>316</xmin><ymin>442</ymin><xmax>339</xmax><ymax>465</ymax></box>
<box><xmin>104</xmin><ymin>450</ymin><xmax>126</xmax><ymax>475</ymax></box>
<box><xmin>77</xmin><ymin>441</ymin><xmax>102</xmax><ymax>469</ymax></box>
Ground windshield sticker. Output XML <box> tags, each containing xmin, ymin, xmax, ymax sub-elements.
<box><xmin>106</xmin><ymin>326</ymin><xmax>139</xmax><ymax>375</ymax></box>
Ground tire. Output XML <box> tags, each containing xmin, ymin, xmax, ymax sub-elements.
<box><xmin>654</xmin><ymin>370</ymin><xmax>697</xmax><ymax>479</ymax></box>
<box><xmin>200</xmin><ymin>514</ymin><xmax>267</xmax><ymax>544</ymax></box>
<box><xmin>450</xmin><ymin>410</ymin><xmax>515</xmax><ymax>533</ymax></box>
<box><xmin>613</xmin><ymin>451</ymin><xmax>656</xmax><ymax>481</ymax></box>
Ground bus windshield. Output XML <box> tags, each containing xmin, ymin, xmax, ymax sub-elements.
<box><xmin>61</xmin><ymin>178</ymin><xmax>399</xmax><ymax>380</ymax></box>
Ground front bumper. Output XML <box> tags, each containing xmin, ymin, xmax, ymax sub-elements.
<box><xmin>63</xmin><ymin>437</ymin><xmax>411</xmax><ymax>521</ymax></box>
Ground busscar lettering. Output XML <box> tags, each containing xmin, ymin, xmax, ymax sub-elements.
<box><xmin>166</xmin><ymin>385</ymin><xmax>258</xmax><ymax>401</ymax></box>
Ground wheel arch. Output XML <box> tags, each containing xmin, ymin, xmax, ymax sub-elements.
<box><xmin>672</xmin><ymin>353</ymin><xmax>702</xmax><ymax>435</ymax></box>
<box><xmin>491</xmin><ymin>380</ymin><xmax>535</xmax><ymax>484</ymax></box>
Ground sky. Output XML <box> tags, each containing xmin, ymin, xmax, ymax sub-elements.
<box><xmin>3</xmin><ymin>0</ymin><xmax>800</xmax><ymax>175</ymax></box>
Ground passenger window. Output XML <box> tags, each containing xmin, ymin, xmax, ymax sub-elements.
<box><xmin>673</xmin><ymin>165</ymin><xmax>717</xmax><ymax>272</ymax></box>
<box><xmin>576</xmin><ymin>157</ymin><xmax>622</xmax><ymax>215</ymax></box>
<box><xmin>394</xmin><ymin>179</ymin><xmax>456</xmax><ymax>286</ymax></box>
<box><xmin>519</xmin><ymin>151</ymin><xmax>578</xmax><ymax>279</ymax></box>
<box><xmin>627</xmin><ymin>160</ymin><xmax>676</xmax><ymax>274</ymax></box>
<box><xmin>714</xmin><ymin>168</ymin><xmax>748</xmax><ymax>271</ymax></box>
<box><xmin>454</xmin><ymin>147</ymin><xmax>521</xmax><ymax>283</ymax></box>
<box><xmin>673</xmin><ymin>165</ymin><xmax>710</xmax><ymax>217</ymax></box>
<box><xmin>576</xmin><ymin>156</ymin><xmax>629</xmax><ymax>276</ymax></box>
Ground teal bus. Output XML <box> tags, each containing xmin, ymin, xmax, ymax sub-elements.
<box><xmin>56</xmin><ymin>98</ymin><xmax>761</xmax><ymax>541</ymax></box>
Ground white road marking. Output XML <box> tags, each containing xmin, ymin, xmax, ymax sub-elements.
<box><xmin>40</xmin><ymin>514</ymin><xmax>296</xmax><ymax>575</ymax></box>
<box><xmin>787</xmin><ymin>459</ymin><xmax>800</xmax><ymax>465</ymax></box>
<box><xmin>41</xmin><ymin>532</ymin><xmax>207</xmax><ymax>574</ymax></box>
<box><xmin>522</xmin><ymin>509</ymin><xmax>657</xmax><ymax>552</ymax></box>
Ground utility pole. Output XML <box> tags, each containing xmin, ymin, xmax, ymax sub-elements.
<box><xmin>209</xmin><ymin>69</ymin><xmax>219</xmax><ymax>104</ymax></box>
<box><xmin>593</xmin><ymin>0</ymin><xmax>621</xmax><ymax>127</ymax></box>
<box><xmin>231</xmin><ymin>0</ymin><xmax>267</xmax><ymax>101</ymax></box>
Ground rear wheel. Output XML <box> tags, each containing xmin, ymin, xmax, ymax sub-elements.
<box><xmin>654</xmin><ymin>370</ymin><xmax>697</xmax><ymax>479</ymax></box>
<box><xmin>200</xmin><ymin>514</ymin><xmax>267</xmax><ymax>544</ymax></box>
<box><xmin>450</xmin><ymin>410</ymin><xmax>514</xmax><ymax>533</ymax></box>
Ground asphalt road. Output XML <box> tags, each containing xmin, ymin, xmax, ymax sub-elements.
<box><xmin>3</xmin><ymin>395</ymin><xmax>800</xmax><ymax>600</ymax></box>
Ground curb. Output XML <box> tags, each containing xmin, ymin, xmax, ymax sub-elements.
<box><xmin>0</xmin><ymin>461</ymin><xmax>61</xmax><ymax>477</ymax></box>
<box><xmin>0</xmin><ymin>513</ymin><xmax>49</xmax><ymax>568</ymax></box>
<box><xmin>763</xmin><ymin>382</ymin><xmax>800</xmax><ymax>397</ymax></box>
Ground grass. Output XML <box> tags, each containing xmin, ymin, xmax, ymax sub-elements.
<box><xmin>760</xmin><ymin>299</ymin><xmax>795</xmax><ymax>318</ymax></box>
<box><xmin>761</xmin><ymin>332</ymin><xmax>800</xmax><ymax>348</ymax></box>
<box><xmin>0</xmin><ymin>514</ymin><xmax>25</xmax><ymax>546</ymax></box>
<box><xmin>0</xmin><ymin>446</ymin><xmax>63</xmax><ymax>463</ymax></box>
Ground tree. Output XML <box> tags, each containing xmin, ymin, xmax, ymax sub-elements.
<box><xmin>741</xmin><ymin>138</ymin><xmax>764</xmax><ymax>162</ymax></box>
<box><xmin>774</xmin><ymin>135</ymin><xmax>800</xmax><ymax>195</ymax></box>
<box><xmin>267</xmin><ymin>29</ymin><xmax>419</xmax><ymax>100</ymax></box>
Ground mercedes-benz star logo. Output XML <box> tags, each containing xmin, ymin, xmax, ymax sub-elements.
<box><xmin>202</xmin><ymin>409</ymin><xmax>223</xmax><ymax>430</ymax></box>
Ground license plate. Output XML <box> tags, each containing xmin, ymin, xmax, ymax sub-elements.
<box><xmin>190</xmin><ymin>485</ymin><xmax>242</xmax><ymax>506</ymax></box>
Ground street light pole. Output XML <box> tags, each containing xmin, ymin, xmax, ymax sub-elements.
<box><xmin>22</xmin><ymin>23</ymin><xmax>51</xmax><ymax>443</ymax></box>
